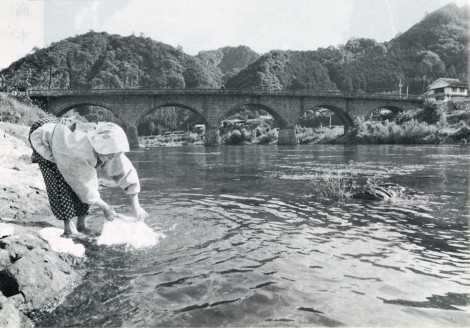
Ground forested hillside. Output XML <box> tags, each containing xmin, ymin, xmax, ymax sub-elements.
<box><xmin>0</xmin><ymin>3</ymin><xmax>467</xmax><ymax>94</ymax></box>
<box><xmin>227</xmin><ymin>3</ymin><xmax>469</xmax><ymax>93</ymax></box>
<box><xmin>389</xmin><ymin>3</ymin><xmax>469</xmax><ymax>92</ymax></box>
<box><xmin>197</xmin><ymin>46</ymin><xmax>259</xmax><ymax>83</ymax></box>
<box><xmin>226</xmin><ymin>50</ymin><xmax>339</xmax><ymax>91</ymax></box>
<box><xmin>0</xmin><ymin>32</ymin><xmax>222</xmax><ymax>90</ymax></box>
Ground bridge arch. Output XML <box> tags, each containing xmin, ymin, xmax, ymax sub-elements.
<box><xmin>52</xmin><ymin>102</ymin><xmax>128</xmax><ymax>129</ymax></box>
<box><xmin>50</xmin><ymin>101</ymin><xmax>136</xmax><ymax>145</ymax></box>
<box><xmin>295</xmin><ymin>104</ymin><xmax>354</xmax><ymax>144</ymax></box>
<box><xmin>53</xmin><ymin>101</ymin><xmax>119</xmax><ymax>119</ymax></box>
<box><xmin>221</xmin><ymin>102</ymin><xmax>289</xmax><ymax>128</ymax></box>
<box><xmin>366</xmin><ymin>105</ymin><xmax>406</xmax><ymax>122</ymax></box>
<box><xmin>137</xmin><ymin>102</ymin><xmax>208</xmax><ymax>126</ymax></box>
<box><xmin>217</xmin><ymin>102</ymin><xmax>283</xmax><ymax>145</ymax></box>
<box><xmin>302</xmin><ymin>104</ymin><xmax>354</xmax><ymax>132</ymax></box>
<box><xmin>135</xmin><ymin>102</ymin><xmax>210</xmax><ymax>147</ymax></box>
<box><xmin>365</xmin><ymin>105</ymin><xmax>405</xmax><ymax>120</ymax></box>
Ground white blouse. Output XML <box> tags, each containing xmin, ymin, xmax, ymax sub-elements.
<box><xmin>30</xmin><ymin>122</ymin><xmax>141</xmax><ymax>204</ymax></box>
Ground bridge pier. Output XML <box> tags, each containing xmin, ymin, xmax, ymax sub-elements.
<box><xmin>278</xmin><ymin>127</ymin><xmax>298</xmax><ymax>145</ymax></box>
<box><xmin>205</xmin><ymin>127</ymin><xmax>220</xmax><ymax>146</ymax></box>
<box><xmin>126</xmin><ymin>125</ymin><xmax>140</xmax><ymax>149</ymax></box>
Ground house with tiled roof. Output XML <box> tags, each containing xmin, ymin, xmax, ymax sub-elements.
<box><xmin>425</xmin><ymin>78</ymin><xmax>468</xmax><ymax>101</ymax></box>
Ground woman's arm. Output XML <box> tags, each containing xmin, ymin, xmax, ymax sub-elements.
<box><xmin>100</xmin><ymin>153</ymin><xmax>148</xmax><ymax>220</ymax></box>
<box><xmin>93</xmin><ymin>198</ymin><xmax>117</xmax><ymax>221</ymax></box>
<box><xmin>128</xmin><ymin>194</ymin><xmax>148</xmax><ymax>221</ymax></box>
<box><xmin>101</xmin><ymin>154</ymin><xmax>141</xmax><ymax>194</ymax></box>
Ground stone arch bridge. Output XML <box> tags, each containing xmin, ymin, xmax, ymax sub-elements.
<box><xmin>28</xmin><ymin>89</ymin><xmax>423</xmax><ymax>148</ymax></box>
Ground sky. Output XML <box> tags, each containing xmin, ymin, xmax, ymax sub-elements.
<box><xmin>0</xmin><ymin>0</ymin><xmax>468</xmax><ymax>69</ymax></box>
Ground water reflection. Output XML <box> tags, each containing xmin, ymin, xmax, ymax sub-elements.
<box><xmin>39</xmin><ymin>145</ymin><xmax>470</xmax><ymax>327</ymax></box>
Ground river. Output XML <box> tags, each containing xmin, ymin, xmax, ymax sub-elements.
<box><xmin>38</xmin><ymin>145</ymin><xmax>470</xmax><ymax>327</ymax></box>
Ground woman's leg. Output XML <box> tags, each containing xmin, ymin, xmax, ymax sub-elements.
<box><xmin>37</xmin><ymin>158</ymin><xmax>86</xmax><ymax>237</ymax></box>
<box><xmin>75</xmin><ymin>196</ymin><xmax>92</xmax><ymax>234</ymax></box>
<box><xmin>63</xmin><ymin>218</ymin><xmax>79</xmax><ymax>236</ymax></box>
<box><xmin>77</xmin><ymin>214</ymin><xmax>86</xmax><ymax>230</ymax></box>
<box><xmin>30</xmin><ymin>118</ymin><xmax>86</xmax><ymax>238</ymax></box>
<box><xmin>76</xmin><ymin>214</ymin><xmax>91</xmax><ymax>234</ymax></box>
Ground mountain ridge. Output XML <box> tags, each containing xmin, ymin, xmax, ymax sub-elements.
<box><xmin>1</xmin><ymin>3</ymin><xmax>468</xmax><ymax>94</ymax></box>
<box><xmin>226</xmin><ymin>3</ymin><xmax>469</xmax><ymax>93</ymax></box>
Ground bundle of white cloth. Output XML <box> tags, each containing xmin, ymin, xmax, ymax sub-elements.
<box><xmin>38</xmin><ymin>227</ymin><xmax>86</xmax><ymax>257</ymax></box>
<box><xmin>97</xmin><ymin>214</ymin><xmax>164</xmax><ymax>249</ymax></box>
<box><xmin>0</xmin><ymin>222</ymin><xmax>15</xmax><ymax>238</ymax></box>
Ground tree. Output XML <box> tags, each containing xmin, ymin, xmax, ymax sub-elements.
<box><xmin>417</xmin><ymin>50</ymin><xmax>446</xmax><ymax>89</ymax></box>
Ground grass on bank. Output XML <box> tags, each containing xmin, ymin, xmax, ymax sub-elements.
<box><xmin>0</xmin><ymin>93</ymin><xmax>51</xmax><ymax>126</ymax></box>
<box><xmin>0</xmin><ymin>93</ymin><xmax>52</xmax><ymax>142</ymax></box>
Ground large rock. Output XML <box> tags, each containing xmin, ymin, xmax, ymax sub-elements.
<box><xmin>0</xmin><ymin>233</ymin><xmax>82</xmax><ymax>316</ymax></box>
<box><xmin>0</xmin><ymin>293</ymin><xmax>21</xmax><ymax>328</ymax></box>
<box><xmin>0</xmin><ymin>249</ymin><xmax>10</xmax><ymax>267</ymax></box>
<box><xmin>0</xmin><ymin>124</ymin><xmax>53</xmax><ymax>224</ymax></box>
<box><xmin>0</xmin><ymin>233</ymin><xmax>49</xmax><ymax>263</ymax></box>
<box><xmin>0</xmin><ymin>179</ymin><xmax>51</xmax><ymax>223</ymax></box>
<box><xmin>0</xmin><ymin>293</ymin><xmax>33</xmax><ymax>328</ymax></box>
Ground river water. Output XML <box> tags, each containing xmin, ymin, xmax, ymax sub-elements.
<box><xmin>39</xmin><ymin>145</ymin><xmax>470</xmax><ymax>327</ymax></box>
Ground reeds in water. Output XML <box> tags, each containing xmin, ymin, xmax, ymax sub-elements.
<box><xmin>310</xmin><ymin>172</ymin><xmax>403</xmax><ymax>202</ymax></box>
<box><xmin>310</xmin><ymin>171</ymin><xmax>356</xmax><ymax>201</ymax></box>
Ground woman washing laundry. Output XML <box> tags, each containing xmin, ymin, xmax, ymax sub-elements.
<box><xmin>29</xmin><ymin>118</ymin><xmax>148</xmax><ymax>237</ymax></box>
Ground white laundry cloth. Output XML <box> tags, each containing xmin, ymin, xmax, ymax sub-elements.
<box><xmin>97</xmin><ymin>215</ymin><xmax>164</xmax><ymax>249</ymax></box>
<box><xmin>0</xmin><ymin>223</ymin><xmax>15</xmax><ymax>238</ymax></box>
<box><xmin>38</xmin><ymin>227</ymin><xmax>86</xmax><ymax>257</ymax></box>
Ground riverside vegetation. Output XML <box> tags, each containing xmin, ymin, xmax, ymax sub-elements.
<box><xmin>347</xmin><ymin>99</ymin><xmax>470</xmax><ymax>144</ymax></box>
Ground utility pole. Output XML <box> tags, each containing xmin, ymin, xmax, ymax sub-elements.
<box><xmin>398</xmin><ymin>78</ymin><xmax>403</xmax><ymax>98</ymax></box>
<box><xmin>48</xmin><ymin>67</ymin><xmax>53</xmax><ymax>89</ymax></box>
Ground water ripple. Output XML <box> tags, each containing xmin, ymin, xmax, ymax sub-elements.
<box><xmin>38</xmin><ymin>145</ymin><xmax>470</xmax><ymax>327</ymax></box>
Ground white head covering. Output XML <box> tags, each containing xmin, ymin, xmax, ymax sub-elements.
<box><xmin>87</xmin><ymin>122</ymin><xmax>130</xmax><ymax>154</ymax></box>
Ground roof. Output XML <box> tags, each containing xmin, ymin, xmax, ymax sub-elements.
<box><xmin>427</xmin><ymin>78</ymin><xmax>468</xmax><ymax>90</ymax></box>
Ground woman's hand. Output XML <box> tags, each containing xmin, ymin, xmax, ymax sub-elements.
<box><xmin>133</xmin><ymin>205</ymin><xmax>149</xmax><ymax>221</ymax></box>
<box><xmin>103</xmin><ymin>206</ymin><xmax>117</xmax><ymax>221</ymax></box>
<box><xmin>94</xmin><ymin>198</ymin><xmax>116</xmax><ymax>221</ymax></box>
<box><xmin>129</xmin><ymin>194</ymin><xmax>148</xmax><ymax>221</ymax></box>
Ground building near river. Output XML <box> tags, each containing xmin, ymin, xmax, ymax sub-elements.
<box><xmin>425</xmin><ymin>78</ymin><xmax>468</xmax><ymax>101</ymax></box>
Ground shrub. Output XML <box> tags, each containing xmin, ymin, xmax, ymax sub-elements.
<box><xmin>354</xmin><ymin>118</ymin><xmax>439</xmax><ymax>144</ymax></box>
<box><xmin>0</xmin><ymin>93</ymin><xmax>52</xmax><ymax>125</ymax></box>
<box><xmin>296</xmin><ymin>126</ymin><xmax>344</xmax><ymax>144</ymax></box>
<box><xmin>256</xmin><ymin>129</ymin><xmax>278</xmax><ymax>144</ymax></box>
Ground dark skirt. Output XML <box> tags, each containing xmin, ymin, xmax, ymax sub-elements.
<box><xmin>29</xmin><ymin>118</ymin><xmax>89</xmax><ymax>221</ymax></box>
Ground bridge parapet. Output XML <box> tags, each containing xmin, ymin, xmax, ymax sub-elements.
<box><xmin>27</xmin><ymin>88</ymin><xmax>423</xmax><ymax>101</ymax></box>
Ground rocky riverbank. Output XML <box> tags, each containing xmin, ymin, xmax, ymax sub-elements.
<box><xmin>0</xmin><ymin>121</ymin><xmax>84</xmax><ymax>327</ymax></box>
